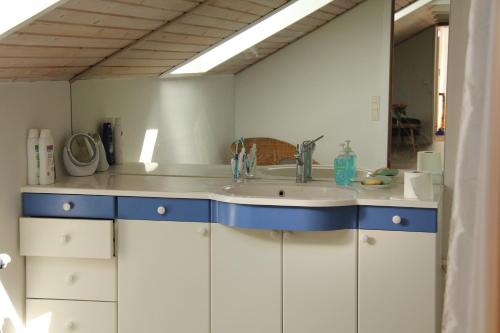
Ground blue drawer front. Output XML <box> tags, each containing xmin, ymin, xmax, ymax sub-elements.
<box><xmin>359</xmin><ymin>206</ymin><xmax>437</xmax><ymax>233</ymax></box>
<box><xmin>117</xmin><ymin>197</ymin><xmax>210</xmax><ymax>222</ymax></box>
<box><xmin>212</xmin><ymin>202</ymin><xmax>357</xmax><ymax>231</ymax></box>
<box><xmin>23</xmin><ymin>193</ymin><xmax>115</xmax><ymax>219</ymax></box>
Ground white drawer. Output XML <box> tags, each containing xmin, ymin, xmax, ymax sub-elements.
<box><xmin>27</xmin><ymin>257</ymin><xmax>117</xmax><ymax>302</ymax></box>
<box><xmin>20</xmin><ymin>218</ymin><xmax>114</xmax><ymax>259</ymax></box>
<box><xmin>26</xmin><ymin>299</ymin><xmax>116</xmax><ymax>333</ymax></box>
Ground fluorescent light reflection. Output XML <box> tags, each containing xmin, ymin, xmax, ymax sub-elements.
<box><xmin>165</xmin><ymin>0</ymin><xmax>334</xmax><ymax>76</ymax></box>
<box><xmin>394</xmin><ymin>0</ymin><xmax>433</xmax><ymax>21</ymax></box>
<box><xmin>144</xmin><ymin>163</ymin><xmax>159</xmax><ymax>173</ymax></box>
<box><xmin>139</xmin><ymin>129</ymin><xmax>158</xmax><ymax>163</ymax></box>
<box><xmin>0</xmin><ymin>0</ymin><xmax>64</xmax><ymax>38</ymax></box>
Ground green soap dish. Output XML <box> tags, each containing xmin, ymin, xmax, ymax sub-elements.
<box><xmin>373</xmin><ymin>168</ymin><xmax>399</xmax><ymax>177</ymax></box>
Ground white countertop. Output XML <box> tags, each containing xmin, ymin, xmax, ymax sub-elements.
<box><xmin>21</xmin><ymin>164</ymin><xmax>441</xmax><ymax>209</ymax></box>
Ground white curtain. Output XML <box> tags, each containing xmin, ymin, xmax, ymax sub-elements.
<box><xmin>442</xmin><ymin>1</ymin><xmax>497</xmax><ymax>332</ymax></box>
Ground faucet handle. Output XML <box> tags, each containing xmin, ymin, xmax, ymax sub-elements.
<box><xmin>303</xmin><ymin>135</ymin><xmax>324</xmax><ymax>148</ymax></box>
<box><xmin>312</xmin><ymin>134</ymin><xmax>325</xmax><ymax>143</ymax></box>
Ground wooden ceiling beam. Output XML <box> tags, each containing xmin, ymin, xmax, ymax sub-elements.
<box><xmin>69</xmin><ymin>0</ymin><xmax>208</xmax><ymax>81</ymax></box>
<box><xmin>0</xmin><ymin>0</ymin><xmax>388</xmax><ymax>80</ymax></box>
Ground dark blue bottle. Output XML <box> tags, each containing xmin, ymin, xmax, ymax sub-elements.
<box><xmin>102</xmin><ymin>122</ymin><xmax>115</xmax><ymax>165</ymax></box>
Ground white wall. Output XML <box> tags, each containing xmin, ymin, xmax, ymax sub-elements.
<box><xmin>393</xmin><ymin>27</ymin><xmax>436</xmax><ymax>143</ymax></box>
<box><xmin>71</xmin><ymin>75</ymin><xmax>235</xmax><ymax>165</ymax></box>
<box><xmin>0</xmin><ymin>81</ymin><xmax>71</xmax><ymax>332</ymax></box>
<box><xmin>234</xmin><ymin>0</ymin><xmax>392</xmax><ymax>169</ymax></box>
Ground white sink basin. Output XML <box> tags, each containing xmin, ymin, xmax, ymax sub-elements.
<box><xmin>258</xmin><ymin>165</ymin><xmax>372</xmax><ymax>181</ymax></box>
<box><xmin>221</xmin><ymin>183</ymin><xmax>356</xmax><ymax>202</ymax></box>
<box><xmin>258</xmin><ymin>165</ymin><xmax>334</xmax><ymax>179</ymax></box>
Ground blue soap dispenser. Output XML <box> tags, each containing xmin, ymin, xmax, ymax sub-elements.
<box><xmin>344</xmin><ymin>140</ymin><xmax>357</xmax><ymax>181</ymax></box>
<box><xmin>334</xmin><ymin>143</ymin><xmax>350</xmax><ymax>185</ymax></box>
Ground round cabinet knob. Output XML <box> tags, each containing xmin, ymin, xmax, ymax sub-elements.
<box><xmin>60</xmin><ymin>234</ymin><xmax>71</xmax><ymax>244</ymax></box>
<box><xmin>361</xmin><ymin>235</ymin><xmax>370</xmax><ymax>243</ymax></box>
<box><xmin>197</xmin><ymin>227</ymin><xmax>208</xmax><ymax>236</ymax></box>
<box><xmin>392</xmin><ymin>215</ymin><xmax>402</xmax><ymax>225</ymax></box>
<box><xmin>62</xmin><ymin>202</ymin><xmax>73</xmax><ymax>212</ymax></box>
<box><xmin>66</xmin><ymin>321</ymin><xmax>76</xmax><ymax>330</ymax></box>
<box><xmin>283</xmin><ymin>231</ymin><xmax>293</xmax><ymax>239</ymax></box>
<box><xmin>157</xmin><ymin>206</ymin><xmax>166</xmax><ymax>215</ymax></box>
<box><xmin>66</xmin><ymin>274</ymin><xmax>77</xmax><ymax>284</ymax></box>
<box><xmin>270</xmin><ymin>230</ymin><xmax>280</xmax><ymax>239</ymax></box>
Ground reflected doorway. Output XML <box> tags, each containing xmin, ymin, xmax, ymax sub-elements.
<box><xmin>390</xmin><ymin>0</ymin><xmax>450</xmax><ymax>169</ymax></box>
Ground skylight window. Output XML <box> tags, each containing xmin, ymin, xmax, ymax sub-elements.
<box><xmin>0</xmin><ymin>0</ymin><xmax>64</xmax><ymax>38</ymax></box>
<box><xmin>163</xmin><ymin>0</ymin><xmax>335</xmax><ymax>76</ymax></box>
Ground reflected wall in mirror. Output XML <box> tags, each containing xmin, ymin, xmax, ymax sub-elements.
<box><xmin>391</xmin><ymin>0</ymin><xmax>450</xmax><ymax>169</ymax></box>
<box><xmin>72</xmin><ymin>75</ymin><xmax>235</xmax><ymax>165</ymax></box>
<box><xmin>71</xmin><ymin>0</ymin><xmax>396</xmax><ymax>170</ymax></box>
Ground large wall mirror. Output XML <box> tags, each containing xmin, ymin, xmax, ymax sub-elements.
<box><xmin>390</xmin><ymin>0</ymin><xmax>449</xmax><ymax>170</ymax></box>
<box><xmin>70</xmin><ymin>0</ymin><xmax>450</xmax><ymax>174</ymax></box>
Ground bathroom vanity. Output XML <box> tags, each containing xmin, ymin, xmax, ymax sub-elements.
<box><xmin>20</xmin><ymin>172</ymin><xmax>441</xmax><ymax>333</ymax></box>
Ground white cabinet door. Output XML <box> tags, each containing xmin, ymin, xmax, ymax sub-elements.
<box><xmin>211</xmin><ymin>224</ymin><xmax>282</xmax><ymax>333</ymax></box>
<box><xmin>358</xmin><ymin>230</ymin><xmax>437</xmax><ymax>333</ymax></box>
<box><xmin>283</xmin><ymin>230</ymin><xmax>357</xmax><ymax>333</ymax></box>
<box><xmin>117</xmin><ymin>220</ymin><xmax>210</xmax><ymax>333</ymax></box>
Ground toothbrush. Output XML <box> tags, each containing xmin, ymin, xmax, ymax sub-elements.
<box><xmin>238</xmin><ymin>146</ymin><xmax>246</xmax><ymax>177</ymax></box>
<box><xmin>232</xmin><ymin>139</ymin><xmax>240</xmax><ymax>180</ymax></box>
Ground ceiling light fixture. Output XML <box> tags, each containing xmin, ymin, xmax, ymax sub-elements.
<box><xmin>163</xmin><ymin>0</ymin><xmax>335</xmax><ymax>77</ymax></box>
<box><xmin>0</xmin><ymin>0</ymin><xmax>66</xmax><ymax>39</ymax></box>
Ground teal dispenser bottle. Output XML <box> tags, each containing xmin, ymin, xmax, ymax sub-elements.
<box><xmin>334</xmin><ymin>144</ymin><xmax>351</xmax><ymax>185</ymax></box>
<box><xmin>344</xmin><ymin>140</ymin><xmax>357</xmax><ymax>181</ymax></box>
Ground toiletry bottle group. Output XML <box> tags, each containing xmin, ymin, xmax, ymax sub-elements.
<box><xmin>27</xmin><ymin>128</ymin><xmax>55</xmax><ymax>185</ymax></box>
<box><xmin>101</xmin><ymin>118</ymin><xmax>124</xmax><ymax>166</ymax></box>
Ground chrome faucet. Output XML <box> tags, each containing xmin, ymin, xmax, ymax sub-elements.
<box><xmin>295</xmin><ymin>135</ymin><xmax>324</xmax><ymax>183</ymax></box>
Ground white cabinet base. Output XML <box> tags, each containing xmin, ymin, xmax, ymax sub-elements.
<box><xmin>211</xmin><ymin>225</ymin><xmax>282</xmax><ymax>333</ymax></box>
<box><xmin>283</xmin><ymin>230</ymin><xmax>357</xmax><ymax>333</ymax></box>
<box><xmin>117</xmin><ymin>220</ymin><xmax>210</xmax><ymax>333</ymax></box>
<box><xmin>358</xmin><ymin>230</ymin><xmax>437</xmax><ymax>333</ymax></box>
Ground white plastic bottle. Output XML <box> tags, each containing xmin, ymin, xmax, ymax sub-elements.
<box><xmin>39</xmin><ymin>129</ymin><xmax>55</xmax><ymax>185</ymax></box>
<box><xmin>27</xmin><ymin>129</ymin><xmax>40</xmax><ymax>185</ymax></box>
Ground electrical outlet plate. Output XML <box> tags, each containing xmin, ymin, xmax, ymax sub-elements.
<box><xmin>370</xmin><ymin>96</ymin><xmax>380</xmax><ymax>121</ymax></box>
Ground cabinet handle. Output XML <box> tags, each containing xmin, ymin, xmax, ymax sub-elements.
<box><xmin>392</xmin><ymin>215</ymin><xmax>402</xmax><ymax>224</ymax></box>
<box><xmin>66</xmin><ymin>274</ymin><xmax>77</xmax><ymax>284</ymax></box>
<box><xmin>66</xmin><ymin>321</ymin><xmax>76</xmax><ymax>330</ymax></box>
<box><xmin>361</xmin><ymin>234</ymin><xmax>370</xmax><ymax>243</ymax></box>
<box><xmin>157</xmin><ymin>206</ymin><xmax>166</xmax><ymax>215</ymax></box>
<box><xmin>197</xmin><ymin>227</ymin><xmax>208</xmax><ymax>236</ymax></box>
<box><xmin>283</xmin><ymin>231</ymin><xmax>293</xmax><ymax>239</ymax></box>
<box><xmin>62</xmin><ymin>202</ymin><xmax>73</xmax><ymax>212</ymax></box>
<box><xmin>60</xmin><ymin>234</ymin><xmax>71</xmax><ymax>244</ymax></box>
